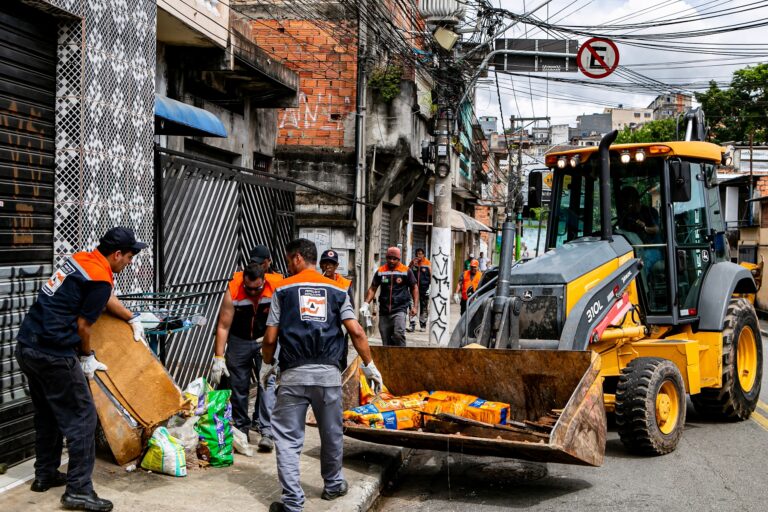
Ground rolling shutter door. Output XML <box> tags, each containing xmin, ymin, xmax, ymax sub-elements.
<box><xmin>0</xmin><ymin>3</ymin><xmax>57</xmax><ymax>467</ymax></box>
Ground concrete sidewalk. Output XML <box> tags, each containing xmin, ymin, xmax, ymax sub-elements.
<box><xmin>0</xmin><ymin>429</ymin><xmax>405</xmax><ymax>512</ymax></box>
<box><xmin>1</xmin><ymin>308</ymin><xmax>462</xmax><ymax>512</ymax></box>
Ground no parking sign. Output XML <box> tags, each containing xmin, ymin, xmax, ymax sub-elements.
<box><xmin>577</xmin><ymin>37</ymin><xmax>619</xmax><ymax>79</ymax></box>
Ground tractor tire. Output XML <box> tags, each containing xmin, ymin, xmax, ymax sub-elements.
<box><xmin>615</xmin><ymin>357</ymin><xmax>686</xmax><ymax>455</ymax></box>
<box><xmin>692</xmin><ymin>298</ymin><xmax>763</xmax><ymax>421</ymax></box>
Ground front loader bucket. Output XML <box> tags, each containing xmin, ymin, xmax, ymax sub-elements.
<box><xmin>342</xmin><ymin>346</ymin><xmax>606</xmax><ymax>466</ymax></box>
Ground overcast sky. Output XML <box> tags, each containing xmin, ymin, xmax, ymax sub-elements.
<box><xmin>473</xmin><ymin>0</ymin><xmax>768</xmax><ymax>130</ymax></box>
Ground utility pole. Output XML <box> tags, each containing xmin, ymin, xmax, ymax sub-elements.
<box><xmin>353</xmin><ymin>0</ymin><xmax>368</xmax><ymax>315</ymax></box>
<box><xmin>430</xmin><ymin>109</ymin><xmax>453</xmax><ymax>346</ymax></box>
<box><xmin>508</xmin><ymin>116</ymin><xmax>548</xmax><ymax>258</ymax></box>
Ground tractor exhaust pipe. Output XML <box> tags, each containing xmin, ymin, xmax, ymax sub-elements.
<box><xmin>599</xmin><ymin>130</ymin><xmax>618</xmax><ymax>241</ymax></box>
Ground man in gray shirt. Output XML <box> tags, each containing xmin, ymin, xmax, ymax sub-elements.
<box><xmin>260</xmin><ymin>238</ymin><xmax>384</xmax><ymax>512</ymax></box>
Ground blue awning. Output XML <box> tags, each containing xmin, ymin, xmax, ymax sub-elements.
<box><xmin>154</xmin><ymin>94</ymin><xmax>227</xmax><ymax>138</ymax></box>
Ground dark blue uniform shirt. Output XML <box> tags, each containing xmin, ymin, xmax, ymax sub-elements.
<box><xmin>18</xmin><ymin>250</ymin><xmax>113</xmax><ymax>357</ymax></box>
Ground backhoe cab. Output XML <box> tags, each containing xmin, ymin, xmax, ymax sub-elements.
<box><xmin>451</xmin><ymin>130</ymin><xmax>763</xmax><ymax>456</ymax></box>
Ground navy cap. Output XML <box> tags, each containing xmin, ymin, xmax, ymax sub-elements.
<box><xmin>249</xmin><ymin>244</ymin><xmax>272</xmax><ymax>264</ymax></box>
<box><xmin>99</xmin><ymin>227</ymin><xmax>147</xmax><ymax>252</ymax></box>
<box><xmin>320</xmin><ymin>249</ymin><xmax>339</xmax><ymax>264</ymax></box>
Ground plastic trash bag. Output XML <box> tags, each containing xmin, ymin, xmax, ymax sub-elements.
<box><xmin>167</xmin><ymin>415</ymin><xmax>200</xmax><ymax>469</ymax></box>
<box><xmin>231</xmin><ymin>426</ymin><xmax>253</xmax><ymax>457</ymax></box>
<box><xmin>194</xmin><ymin>389</ymin><xmax>233</xmax><ymax>467</ymax></box>
<box><xmin>140</xmin><ymin>427</ymin><xmax>187</xmax><ymax>477</ymax></box>
<box><xmin>184</xmin><ymin>377</ymin><xmax>213</xmax><ymax>416</ymax></box>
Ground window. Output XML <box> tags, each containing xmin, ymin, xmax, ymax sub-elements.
<box><xmin>672</xmin><ymin>163</ymin><xmax>711</xmax><ymax>313</ymax></box>
<box><xmin>634</xmin><ymin>113</ymin><xmax>641</xmax><ymax>118</ymax></box>
<box><xmin>644</xmin><ymin>113</ymin><xmax>652</xmax><ymax>118</ymax></box>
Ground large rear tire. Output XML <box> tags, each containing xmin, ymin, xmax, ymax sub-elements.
<box><xmin>692</xmin><ymin>297</ymin><xmax>763</xmax><ymax>420</ymax></box>
<box><xmin>615</xmin><ymin>357</ymin><xmax>686</xmax><ymax>455</ymax></box>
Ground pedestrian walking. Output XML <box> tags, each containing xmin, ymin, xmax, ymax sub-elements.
<box><xmin>464</xmin><ymin>253</ymin><xmax>475</xmax><ymax>271</ymax></box>
<box><xmin>361</xmin><ymin>247</ymin><xmax>418</xmax><ymax>346</ymax></box>
<box><xmin>477</xmin><ymin>251</ymin><xmax>488</xmax><ymax>271</ymax></box>
<box><xmin>260</xmin><ymin>238</ymin><xmax>384</xmax><ymax>512</ymax></box>
<box><xmin>15</xmin><ymin>227</ymin><xmax>149</xmax><ymax>512</ymax></box>
<box><xmin>319</xmin><ymin>249</ymin><xmax>354</xmax><ymax>368</ymax></box>
<box><xmin>407</xmin><ymin>248</ymin><xmax>431</xmax><ymax>332</ymax></box>
<box><xmin>454</xmin><ymin>259</ymin><xmax>483</xmax><ymax>314</ymax></box>
<box><xmin>211</xmin><ymin>245</ymin><xmax>282</xmax><ymax>452</ymax></box>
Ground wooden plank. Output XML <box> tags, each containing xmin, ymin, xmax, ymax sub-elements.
<box><xmin>89</xmin><ymin>378</ymin><xmax>142</xmax><ymax>465</ymax></box>
<box><xmin>90</xmin><ymin>313</ymin><xmax>185</xmax><ymax>428</ymax></box>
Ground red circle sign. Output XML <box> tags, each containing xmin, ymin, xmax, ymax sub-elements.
<box><xmin>577</xmin><ymin>37</ymin><xmax>620</xmax><ymax>79</ymax></box>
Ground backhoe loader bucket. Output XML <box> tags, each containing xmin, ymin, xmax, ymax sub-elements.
<box><xmin>342</xmin><ymin>346</ymin><xmax>606</xmax><ymax>466</ymax></box>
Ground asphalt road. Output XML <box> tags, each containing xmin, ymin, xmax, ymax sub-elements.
<box><xmin>372</xmin><ymin>325</ymin><xmax>768</xmax><ymax>512</ymax></box>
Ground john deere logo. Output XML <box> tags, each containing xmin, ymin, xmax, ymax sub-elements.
<box><xmin>522</xmin><ymin>290</ymin><xmax>534</xmax><ymax>301</ymax></box>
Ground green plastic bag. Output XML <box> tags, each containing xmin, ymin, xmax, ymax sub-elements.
<box><xmin>140</xmin><ymin>427</ymin><xmax>187</xmax><ymax>477</ymax></box>
<box><xmin>194</xmin><ymin>389</ymin><xmax>233</xmax><ymax>467</ymax></box>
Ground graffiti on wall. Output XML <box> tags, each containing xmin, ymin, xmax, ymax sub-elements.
<box><xmin>429</xmin><ymin>245</ymin><xmax>450</xmax><ymax>345</ymax></box>
<box><xmin>279</xmin><ymin>92</ymin><xmax>351</xmax><ymax>131</ymax></box>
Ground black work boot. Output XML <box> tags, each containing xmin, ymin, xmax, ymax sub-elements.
<box><xmin>321</xmin><ymin>480</ymin><xmax>349</xmax><ymax>500</ymax></box>
<box><xmin>61</xmin><ymin>490</ymin><xmax>113</xmax><ymax>511</ymax></box>
<box><xmin>30</xmin><ymin>471</ymin><xmax>67</xmax><ymax>492</ymax></box>
<box><xmin>269</xmin><ymin>502</ymin><xmax>285</xmax><ymax>512</ymax></box>
<box><xmin>258</xmin><ymin>435</ymin><xmax>275</xmax><ymax>453</ymax></box>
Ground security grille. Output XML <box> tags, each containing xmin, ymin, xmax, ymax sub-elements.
<box><xmin>155</xmin><ymin>148</ymin><xmax>295</xmax><ymax>388</ymax></box>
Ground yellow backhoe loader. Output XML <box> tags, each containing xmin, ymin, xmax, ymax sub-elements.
<box><xmin>449</xmin><ymin>109</ymin><xmax>763</xmax><ymax>455</ymax></box>
<box><xmin>340</xmin><ymin>109</ymin><xmax>762</xmax><ymax>465</ymax></box>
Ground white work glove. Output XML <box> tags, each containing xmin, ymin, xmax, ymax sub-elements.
<box><xmin>127</xmin><ymin>313</ymin><xmax>149</xmax><ymax>347</ymax></box>
<box><xmin>453</xmin><ymin>293</ymin><xmax>460</xmax><ymax>304</ymax></box>
<box><xmin>359</xmin><ymin>302</ymin><xmax>370</xmax><ymax>316</ymax></box>
<box><xmin>80</xmin><ymin>353</ymin><xmax>108</xmax><ymax>379</ymax></box>
<box><xmin>259</xmin><ymin>360</ymin><xmax>278</xmax><ymax>389</ymax></box>
<box><xmin>361</xmin><ymin>361</ymin><xmax>384</xmax><ymax>394</ymax></box>
<box><xmin>210</xmin><ymin>356</ymin><xmax>229</xmax><ymax>386</ymax></box>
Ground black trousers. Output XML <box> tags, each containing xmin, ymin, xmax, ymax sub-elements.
<box><xmin>224</xmin><ymin>337</ymin><xmax>275</xmax><ymax>436</ymax></box>
<box><xmin>15</xmin><ymin>344</ymin><xmax>96</xmax><ymax>495</ymax></box>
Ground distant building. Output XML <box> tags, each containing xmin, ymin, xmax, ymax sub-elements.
<box><xmin>648</xmin><ymin>93</ymin><xmax>692</xmax><ymax>120</ymax></box>
<box><xmin>575</xmin><ymin>113</ymin><xmax>611</xmax><ymax>137</ymax></box>
<box><xmin>479</xmin><ymin>116</ymin><xmax>498</xmax><ymax>137</ymax></box>
<box><xmin>551</xmin><ymin>124</ymin><xmax>570</xmax><ymax>145</ymax></box>
<box><xmin>605</xmin><ymin>105</ymin><xmax>653</xmax><ymax>131</ymax></box>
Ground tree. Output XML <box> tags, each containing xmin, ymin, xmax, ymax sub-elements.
<box><xmin>695</xmin><ymin>63</ymin><xmax>768</xmax><ymax>143</ymax></box>
<box><xmin>615</xmin><ymin>118</ymin><xmax>677</xmax><ymax>143</ymax></box>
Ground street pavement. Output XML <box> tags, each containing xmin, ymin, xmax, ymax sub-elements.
<box><xmin>371</xmin><ymin>320</ymin><xmax>768</xmax><ymax>512</ymax></box>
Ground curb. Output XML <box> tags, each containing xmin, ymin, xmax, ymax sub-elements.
<box><xmin>353</xmin><ymin>448</ymin><xmax>412</xmax><ymax>512</ymax></box>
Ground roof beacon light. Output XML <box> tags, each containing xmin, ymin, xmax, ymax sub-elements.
<box><xmin>557</xmin><ymin>156</ymin><xmax>567</xmax><ymax>169</ymax></box>
<box><xmin>635</xmin><ymin>149</ymin><xmax>645</xmax><ymax>163</ymax></box>
<box><xmin>620</xmin><ymin>151</ymin><xmax>631</xmax><ymax>164</ymax></box>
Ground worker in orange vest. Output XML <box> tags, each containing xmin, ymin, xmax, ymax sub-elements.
<box><xmin>454</xmin><ymin>259</ymin><xmax>482</xmax><ymax>314</ymax></box>
<box><xmin>407</xmin><ymin>248</ymin><xmax>431</xmax><ymax>332</ymax></box>
<box><xmin>211</xmin><ymin>245</ymin><xmax>282</xmax><ymax>453</ymax></box>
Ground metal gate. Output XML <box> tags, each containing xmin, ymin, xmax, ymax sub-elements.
<box><xmin>155</xmin><ymin>148</ymin><xmax>295</xmax><ymax>388</ymax></box>
<box><xmin>0</xmin><ymin>3</ymin><xmax>57</xmax><ymax>467</ymax></box>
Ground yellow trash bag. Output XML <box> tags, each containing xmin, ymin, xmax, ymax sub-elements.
<box><xmin>141</xmin><ymin>427</ymin><xmax>187</xmax><ymax>477</ymax></box>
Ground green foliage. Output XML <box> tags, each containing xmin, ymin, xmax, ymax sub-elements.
<box><xmin>695</xmin><ymin>63</ymin><xmax>768</xmax><ymax>143</ymax></box>
<box><xmin>615</xmin><ymin>118</ymin><xmax>678</xmax><ymax>143</ymax></box>
<box><xmin>369</xmin><ymin>64</ymin><xmax>403</xmax><ymax>103</ymax></box>
<box><xmin>529</xmin><ymin>207</ymin><xmax>543</xmax><ymax>220</ymax></box>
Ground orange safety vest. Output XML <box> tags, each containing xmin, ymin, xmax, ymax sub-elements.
<box><xmin>333</xmin><ymin>273</ymin><xmax>352</xmax><ymax>291</ymax></box>
<box><xmin>227</xmin><ymin>271</ymin><xmax>283</xmax><ymax>340</ymax></box>
<box><xmin>460</xmin><ymin>270</ymin><xmax>482</xmax><ymax>301</ymax></box>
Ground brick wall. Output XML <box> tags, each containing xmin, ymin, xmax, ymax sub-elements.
<box><xmin>250</xmin><ymin>20</ymin><xmax>358</xmax><ymax>149</ymax></box>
